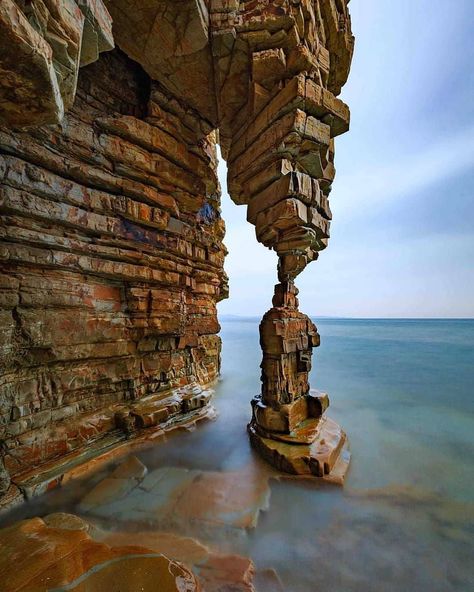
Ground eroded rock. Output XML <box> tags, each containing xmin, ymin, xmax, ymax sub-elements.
<box><xmin>95</xmin><ymin>528</ymin><xmax>257</xmax><ymax>591</ymax></box>
<box><xmin>0</xmin><ymin>0</ymin><xmax>113</xmax><ymax>127</ymax></box>
<box><xmin>0</xmin><ymin>516</ymin><xmax>198</xmax><ymax>592</ymax></box>
<box><xmin>0</xmin><ymin>48</ymin><xmax>226</xmax><ymax>509</ymax></box>
<box><xmin>78</xmin><ymin>457</ymin><xmax>271</xmax><ymax>533</ymax></box>
<box><xmin>248</xmin><ymin>281</ymin><xmax>350</xmax><ymax>482</ymax></box>
<box><xmin>0</xmin><ymin>0</ymin><xmax>353</xmax><ymax>510</ymax></box>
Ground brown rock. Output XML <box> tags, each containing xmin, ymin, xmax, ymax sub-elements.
<box><xmin>104</xmin><ymin>0</ymin><xmax>217</xmax><ymax>123</ymax></box>
<box><xmin>0</xmin><ymin>0</ymin><xmax>113</xmax><ymax>127</ymax></box>
<box><xmin>308</xmin><ymin>390</ymin><xmax>330</xmax><ymax>418</ymax></box>
<box><xmin>0</xmin><ymin>48</ymin><xmax>226</xmax><ymax>509</ymax></box>
<box><xmin>249</xmin><ymin>281</ymin><xmax>350</xmax><ymax>481</ymax></box>
<box><xmin>93</xmin><ymin>525</ymin><xmax>258</xmax><ymax>591</ymax></box>
<box><xmin>0</xmin><ymin>457</ymin><xmax>10</xmax><ymax>495</ymax></box>
<box><xmin>0</xmin><ymin>517</ymin><xmax>199</xmax><ymax>592</ymax></box>
<box><xmin>43</xmin><ymin>512</ymin><xmax>90</xmax><ymax>531</ymax></box>
<box><xmin>249</xmin><ymin>417</ymin><xmax>350</xmax><ymax>483</ymax></box>
<box><xmin>0</xmin><ymin>0</ymin><xmax>354</xmax><ymax>508</ymax></box>
<box><xmin>110</xmin><ymin>455</ymin><xmax>148</xmax><ymax>480</ymax></box>
<box><xmin>78</xmin><ymin>464</ymin><xmax>271</xmax><ymax>531</ymax></box>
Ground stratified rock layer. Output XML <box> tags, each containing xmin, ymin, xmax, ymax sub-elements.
<box><xmin>0</xmin><ymin>515</ymin><xmax>199</xmax><ymax>592</ymax></box>
<box><xmin>0</xmin><ymin>0</ymin><xmax>114</xmax><ymax>126</ymax></box>
<box><xmin>0</xmin><ymin>0</ymin><xmax>353</xmax><ymax>505</ymax></box>
<box><xmin>0</xmin><ymin>452</ymin><xmax>275</xmax><ymax>591</ymax></box>
<box><xmin>248</xmin><ymin>281</ymin><xmax>350</xmax><ymax>482</ymax></box>
<box><xmin>217</xmin><ymin>0</ymin><xmax>353</xmax><ymax>280</ymax></box>
<box><xmin>0</xmin><ymin>48</ymin><xmax>227</xmax><ymax>504</ymax></box>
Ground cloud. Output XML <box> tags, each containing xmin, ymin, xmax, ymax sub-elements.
<box><xmin>335</xmin><ymin>124</ymin><xmax>474</xmax><ymax>217</ymax></box>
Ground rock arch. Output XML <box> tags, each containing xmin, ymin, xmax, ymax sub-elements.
<box><xmin>0</xmin><ymin>0</ymin><xmax>353</xmax><ymax>509</ymax></box>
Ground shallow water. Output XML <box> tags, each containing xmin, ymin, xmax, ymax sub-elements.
<box><xmin>3</xmin><ymin>318</ymin><xmax>474</xmax><ymax>591</ymax></box>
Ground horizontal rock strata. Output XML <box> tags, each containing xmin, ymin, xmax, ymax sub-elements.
<box><xmin>0</xmin><ymin>48</ymin><xmax>227</xmax><ymax>505</ymax></box>
<box><xmin>248</xmin><ymin>281</ymin><xmax>350</xmax><ymax>482</ymax></box>
<box><xmin>0</xmin><ymin>452</ymin><xmax>280</xmax><ymax>591</ymax></box>
<box><xmin>0</xmin><ymin>514</ymin><xmax>199</xmax><ymax>592</ymax></box>
<box><xmin>0</xmin><ymin>0</ymin><xmax>353</xmax><ymax>507</ymax></box>
<box><xmin>0</xmin><ymin>0</ymin><xmax>114</xmax><ymax>126</ymax></box>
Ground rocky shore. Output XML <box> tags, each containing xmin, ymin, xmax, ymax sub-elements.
<box><xmin>1</xmin><ymin>1</ymin><xmax>353</xmax><ymax>588</ymax></box>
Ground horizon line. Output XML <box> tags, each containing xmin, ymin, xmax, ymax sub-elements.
<box><xmin>219</xmin><ymin>314</ymin><xmax>474</xmax><ymax>321</ymax></box>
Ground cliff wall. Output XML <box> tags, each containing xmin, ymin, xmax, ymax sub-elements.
<box><xmin>0</xmin><ymin>48</ymin><xmax>227</xmax><ymax>505</ymax></box>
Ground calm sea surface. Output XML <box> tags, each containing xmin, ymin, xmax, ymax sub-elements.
<box><xmin>4</xmin><ymin>318</ymin><xmax>474</xmax><ymax>591</ymax></box>
<box><xmin>213</xmin><ymin>318</ymin><xmax>474</xmax><ymax>591</ymax></box>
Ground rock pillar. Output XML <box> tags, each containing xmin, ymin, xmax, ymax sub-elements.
<box><xmin>259</xmin><ymin>281</ymin><xmax>317</xmax><ymax>408</ymax></box>
<box><xmin>248</xmin><ymin>279</ymin><xmax>350</xmax><ymax>483</ymax></box>
<box><xmin>208</xmin><ymin>1</ymin><xmax>354</xmax><ymax>481</ymax></box>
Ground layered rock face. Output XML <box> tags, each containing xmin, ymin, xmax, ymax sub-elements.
<box><xmin>0</xmin><ymin>0</ymin><xmax>114</xmax><ymax>126</ymax></box>
<box><xmin>0</xmin><ymin>0</ymin><xmax>353</xmax><ymax>507</ymax></box>
<box><xmin>218</xmin><ymin>0</ymin><xmax>353</xmax><ymax>280</ymax></box>
<box><xmin>248</xmin><ymin>282</ymin><xmax>350</xmax><ymax>481</ymax></box>
<box><xmin>0</xmin><ymin>16</ymin><xmax>227</xmax><ymax>506</ymax></box>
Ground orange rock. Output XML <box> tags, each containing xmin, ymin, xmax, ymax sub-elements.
<box><xmin>198</xmin><ymin>554</ymin><xmax>255</xmax><ymax>592</ymax></box>
<box><xmin>249</xmin><ymin>281</ymin><xmax>350</xmax><ymax>481</ymax></box>
<box><xmin>0</xmin><ymin>0</ymin><xmax>354</xmax><ymax>509</ymax></box>
<box><xmin>77</xmin><ymin>462</ymin><xmax>270</xmax><ymax>532</ymax></box>
<box><xmin>248</xmin><ymin>418</ymin><xmax>351</xmax><ymax>483</ymax></box>
<box><xmin>0</xmin><ymin>516</ymin><xmax>199</xmax><ymax>592</ymax></box>
<box><xmin>96</xmin><ymin>529</ymin><xmax>257</xmax><ymax>591</ymax></box>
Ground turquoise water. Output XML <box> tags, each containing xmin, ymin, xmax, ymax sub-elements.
<box><xmin>214</xmin><ymin>318</ymin><xmax>474</xmax><ymax>590</ymax></box>
<box><xmin>3</xmin><ymin>318</ymin><xmax>474</xmax><ymax>591</ymax></box>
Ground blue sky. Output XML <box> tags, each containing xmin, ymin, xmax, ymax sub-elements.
<box><xmin>218</xmin><ymin>0</ymin><xmax>474</xmax><ymax>318</ymax></box>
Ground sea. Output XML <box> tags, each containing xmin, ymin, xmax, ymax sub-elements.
<box><xmin>3</xmin><ymin>318</ymin><xmax>474</xmax><ymax>591</ymax></box>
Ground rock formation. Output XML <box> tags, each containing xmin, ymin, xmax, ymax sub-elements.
<box><xmin>0</xmin><ymin>0</ymin><xmax>114</xmax><ymax>126</ymax></box>
<box><xmin>0</xmin><ymin>0</ymin><xmax>354</xmax><ymax>509</ymax></box>
<box><xmin>0</xmin><ymin>453</ymin><xmax>276</xmax><ymax>591</ymax></box>
<box><xmin>248</xmin><ymin>281</ymin><xmax>349</xmax><ymax>480</ymax></box>
<box><xmin>0</xmin><ymin>514</ymin><xmax>200</xmax><ymax>592</ymax></box>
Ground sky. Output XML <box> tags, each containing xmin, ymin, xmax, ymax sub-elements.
<box><xmin>217</xmin><ymin>0</ymin><xmax>474</xmax><ymax>318</ymax></box>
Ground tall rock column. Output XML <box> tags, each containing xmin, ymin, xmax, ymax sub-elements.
<box><xmin>210</xmin><ymin>0</ymin><xmax>354</xmax><ymax>480</ymax></box>
<box><xmin>248</xmin><ymin>280</ymin><xmax>349</xmax><ymax>481</ymax></box>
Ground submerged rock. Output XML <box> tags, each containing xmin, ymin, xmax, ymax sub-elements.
<box><xmin>0</xmin><ymin>507</ymin><xmax>267</xmax><ymax>591</ymax></box>
<box><xmin>78</xmin><ymin>456</ymin><xmax>271</xmax><ymax>532</ymax></box>
<box><xmin>95</xmin><ymin>529</ymin><xmax>257</xmax><ymax>592</ymax></box>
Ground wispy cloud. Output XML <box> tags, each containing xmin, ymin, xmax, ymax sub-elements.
<box><xmin>335</xmin><ymin>125</ymin><xmax>474</xmax><ymax>216</ymax></box>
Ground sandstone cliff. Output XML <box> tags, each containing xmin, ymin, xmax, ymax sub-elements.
<box><xmin>0</xmin><ymin>0</ymin><xmax>353</xmax><ymax>509</ymax></box>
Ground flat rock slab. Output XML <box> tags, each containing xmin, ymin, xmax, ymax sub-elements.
<box><xmin>95</xmin><ymin>529</ymin><xmax>256</xmax><ymax>592</ymax></box>
<box><xmin>0</xmin><ymin>516</ymin><xmax>197</xmax><ymax>592</ymax></box>
<box><xmin>248</xmin><ymin>416</ymin><xmax>350</xmax><ymax>484</ymax></box>
<box><xmin>0</xmin><ymin>512</ymin><xmax>262</xmax><ymax>592</ymax></box>
<box><xmin>78</xmin><ymin>457</ymin><xmax>271</xmax><ymax>531</ymax></box>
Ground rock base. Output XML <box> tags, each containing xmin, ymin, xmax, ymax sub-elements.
<box><xmin>0</xmin><ymin>515</ymin><xmax>199</xmax><ymax>592</ymax></box>
<box><xmin>248</xmin><ymin>416</ymin><xmax>350</xmax><ymax>485</ymax></box>
<box><xmin>0</xmin><ymin>390</ymin><xmax>216</xmax><ymax>515</ymax></box>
